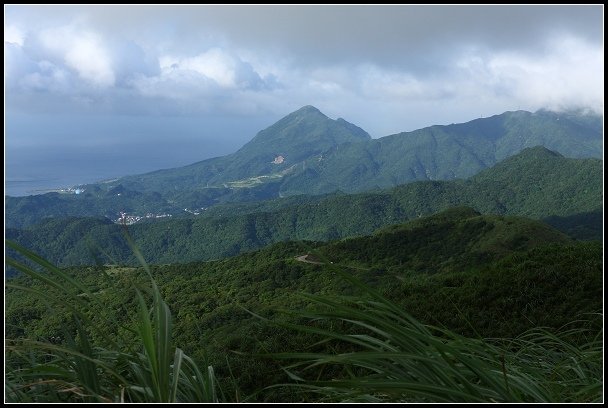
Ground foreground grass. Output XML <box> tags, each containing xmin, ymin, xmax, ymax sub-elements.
<box><xmin>5</xmin><ymin>240</ymin><xmax>219</xmax><ymax>403</ymax></box>
<box><xmin>265</xmin><ymin>268</ymin><xmax>602</xmax><ymax>403</ymax></box>
<box><xmin>5</xmin><ymin>240</ymin><xmax>603</xmax><ymax>403</ymax></box>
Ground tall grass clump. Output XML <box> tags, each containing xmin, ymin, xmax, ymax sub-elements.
<box><xmin>268</xmin><ymin>268</ymin><xmax>603</xmax><ymax>403</ymax></box>
<box><xmin>5</xmin><ymin>239</ymin><xmax>219</xmax><ymax>403</ymax></box>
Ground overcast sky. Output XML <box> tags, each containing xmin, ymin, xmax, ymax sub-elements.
<box><xmin>4</xmin><ymin>5</ymin><xmax>604</xmax><ymax>190</ymax></box>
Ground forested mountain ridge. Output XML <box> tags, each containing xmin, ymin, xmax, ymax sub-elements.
<box><xmin>113</xmin><ymin>107</ymin><xmax>602</xmax><ymax>195</ymax></box>
<box><xmin>6</xmin><ymin>107</ymin><xmax>602</xmax><ymax>229</ymax></box>
<box><xmin>6</xmin><ymin>147</ymin><xmax>601</xmax><ymax>267</ymax></box>
<box><xmin>278</xmin><ymin>109</ymin><xmax>603</xmax><ymax>195</ymax></box>
<box><xmin>6</xmin><ymin>206</ymin><xmax>602</xmax><ymax>401</ymax></box>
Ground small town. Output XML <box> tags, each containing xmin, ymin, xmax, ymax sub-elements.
<box><xmin>183</xmin><ymin>207</ymin><xmax>208</xmax><ymax>215</ymax></box>
<box><xmin>113</xmin><ymin>211</ymin><xmax>173</xmax><ymax>225</ymax></box>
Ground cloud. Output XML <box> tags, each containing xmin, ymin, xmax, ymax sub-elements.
<box><xmin>4</xmin><ymin>5</ymin><xmax>604</xmax><ymax>135</ymax></box>
<box><xmin>111</xmin><ymin>40</ymin><xmax>160</xmax><ymax>86</ymax></box>
<box><xmin>450</xmin><ymin>35</ymin><xmax>604</xmax><ymax>113</ymax></box>
<box><xmin>37</xmin><ymin>25</ymin><xmax>115</xmax><ymax>87</ymax></box>
<box><xmin>126</xmin><ymin>48</ymin><xmax>279</xmax><ymax>116</ymax></box>
<box><xmin>42</xmin><ymin>5</ymin><xmax>599</xmax><ymax>72</ymax></box>
<box><xmin>21</xmin><ymin>61</ymin><xmax>70</xmax><ymax>93</ymax></box>
<box><xmin>156</xmin><ymin>48</ymin><xmax>271</xmax><ymax>90</ymax></box>
<box><xmin>4</xmin><ymin>24</ymin><xmax>24</xmax><ymax>45</ymax></box>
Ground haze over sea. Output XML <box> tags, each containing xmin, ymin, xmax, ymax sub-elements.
<box><xmin>5</xmin><ymin>113</ymin><xmax>274</xmax><ymax>197</ymax></box>
<box><xmin>6</xmin><ymin>148</ymin><xmax>172</xmax><ymax>197</ymax></box>
<box><xmin>6</xmin><ymin>143</ymin><xmax>234</xmax><ymax>197</ymax></box>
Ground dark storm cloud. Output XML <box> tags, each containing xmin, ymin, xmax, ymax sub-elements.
<box><xmin>51</xmin><ymin>6</ymin><xmax>602</xmax><ymax>69</ymax></box>
<box><xmin>9</xmin><ymin>5</ymin><xmax>603</xmax><ymax>65</ymax></box>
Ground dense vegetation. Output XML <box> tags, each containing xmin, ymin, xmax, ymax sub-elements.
<box><xmin>7</xmin><ymin>147</ymin><xmax>602</xmax><ymax>267</ymax></box>
<box><xmin>6</xmin><ymin>208</ymin><xmax>603</xmax><ymax>402</ymax></box>
<box><xmin>6</xmin><ymin>108</ymin><xmax>602</xmax><ymax>229</ymax></box>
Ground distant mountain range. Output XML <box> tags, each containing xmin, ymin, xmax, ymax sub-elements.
<box><xmin>5</xmin><ymin>106</ymin><xmax>602</xmax><ymax>229</ymax></box>
<box><xmin>7</xmin><ymin>146</ymin><xmax>602</xmax><ymax>267</ymax></box>
<box><xmin>104</xmin><ymin>106</ymin><xmax>603</xmax><ymax>196</ymax></box>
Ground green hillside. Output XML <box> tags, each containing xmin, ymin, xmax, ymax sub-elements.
<box><xmin>6</xmin><ymin>208</ymin><xmax>602</xmax><ymax>401</ymax></box>
<box><xmin>6</xmin><ymin>147</ymin><xmax>602</xmax><ymax>267</ymax></box>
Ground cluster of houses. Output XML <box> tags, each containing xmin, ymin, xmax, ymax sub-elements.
<box><xmin>114</xmin><ymin>212</ymin><xmax>173</xmax><ymax>225</ymax></box>
<box><xmin>183</xmin><ymin>207</ymin><xmax>207</xmax><ymax>215</ymax></box>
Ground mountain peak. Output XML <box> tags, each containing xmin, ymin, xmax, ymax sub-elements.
<box><xmin>517</xmin><ymin>145</ymin><xmax>563</xmax><ymax>159</ymax></box>
<box><xmin>294</xmin><ymin>105</ymin><xmax>324</xmax><ymax>115</ymax></box>
<box><xmin>280</xmin><ymin>105</ymin><xmax>329</xmax><ymax>122</ymax></box>
<box><xmin>472</xmin><ymin>145</ymin><xmax>567</xmax><ymax>184</ymax></box>
<box><xmin>220</xmin><ymin>104</ymin><xmax>372</xmax><ymax>180</ymax></box>
<box><xmin>239</xmin><ymin>105</ymin><xmax>369</xmax><ymax>154</ymax></box>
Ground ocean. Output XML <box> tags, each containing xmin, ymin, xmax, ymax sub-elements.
<box><xmin>5</xmin><ymin>150</ymin><xmax>185</xmax><ymax>197</ymax></box>
<box><xmin>5</xmin><ymin>112</ymin><xmax>277</xmax><ymax>197</ymax></box>
<box><xmin>5</xmin><ymin>143</ymin><xmax>239</xmax><ymax>197</ymax></box>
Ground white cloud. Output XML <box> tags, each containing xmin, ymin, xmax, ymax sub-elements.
<box><xmin>178</xmin><ymin>49</ymin><xmax>238</xmax><ymax>88</ymax></box>
<box><xmin>38</xmin><ymin>25</ymin><xmax>115</xmax><ymax>87</ymax></box>
<box><xmin>157</xmin><ymin>48</ymin><xmax>271</xmax><ymax>91</ymax></box>
<box><xmin>4</xmin><ymin>24</ymin><xmax>24</xmax><ymax>45</ymax></box>
<box><xmin>131</xmin><ymin>67</ymin><xmax>217</xmax><ymax>100</ymax></box>
<box><xmin>454</xmin><ymin>35</ymin><xmax>604</xmax><ymax>114</ymax></box>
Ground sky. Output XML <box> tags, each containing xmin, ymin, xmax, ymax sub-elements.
<box><xmin>4</xmin><ymin>5</ymin><xmax>604</xmax><ymax>194</ymax></box>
